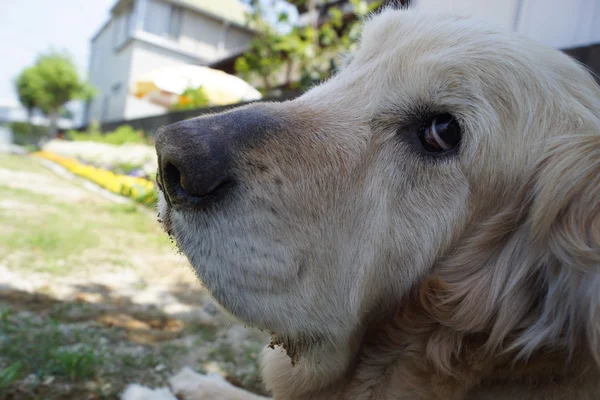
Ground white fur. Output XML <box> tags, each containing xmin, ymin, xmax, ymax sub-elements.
<box><xmin>155</xmin><ymin>7</ymin><xmax>600</xmax><ymax>400</ymax></box>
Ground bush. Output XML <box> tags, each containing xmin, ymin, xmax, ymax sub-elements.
<box><xmin>170</xmin><ymin>86</ymin><xmax>210</xmax><ymax>111</ymax></box>
<box><xmin>9</xmin><ymin>122</ymin><xmax>47</xmax><ymax>147</ymax></box>
<box><xmin>67</xmin><ymin>123</ymin><xmax>149</xmax><ymax>145</ymax></box>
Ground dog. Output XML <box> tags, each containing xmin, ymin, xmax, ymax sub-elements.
<box><xmin>152</xmin><ymin>7</ymin><xmax>600</xmax><ymax>400</ymax></box>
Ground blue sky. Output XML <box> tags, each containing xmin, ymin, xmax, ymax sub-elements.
<box><xmin>0</xmin><ymin>0</ymin><xmax>115</xmax><ymax>104</ymax></box>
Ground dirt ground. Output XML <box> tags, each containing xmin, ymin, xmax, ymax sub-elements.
<box><xmin>0</xmin><ymin>153</ymin><xmax>268</xmax><ymax>399</ymax></box>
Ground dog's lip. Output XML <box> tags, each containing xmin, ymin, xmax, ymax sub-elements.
<box><xmin>157</xmin><ymin>207</ymin><xmax>172</xmax><ymax>235</ymax></box>
<box><xmin>156</xmin><ymin>171</ymin><xmax>172</xmax><ymax>208</ymax></box>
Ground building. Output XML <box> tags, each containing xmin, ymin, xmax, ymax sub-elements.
<box><xmin>412</xmin><ymin>0</ymin><xmax>600</xmax><ymax>80</ymax></box>
<box><xmin>241</xmin><ymin>0</ymin><xmax>599</xmax><ymax>88</ymax></box>
<box><xmin>289</xmin><ymin>0</ymin><xmax>599</xmax><ymax>51</ymax></box>
<box><xmin>86</xmin><ymin>0</ymin><xmax>255</xmax><ymax>124</ymax></box>
<box><xmin>412</xmin><ymin>0</ymin><xmax>600</xmax><ymax>50</ymax></box>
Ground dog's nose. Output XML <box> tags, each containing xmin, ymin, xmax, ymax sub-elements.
<box><xmin>155</xmin><ymin>118</ymin><xmax>235</xmax><ymax>207</ymax></box>
<box><xmin>154</xmin><ymin>106</ymin><xmax>278</xmax><ymax>208</ymax></box>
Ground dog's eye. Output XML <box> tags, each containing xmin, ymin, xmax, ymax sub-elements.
<box><xmin>417</xmin><ymin>114</ymin><xmax>461</xmax><ymax>154</ymax></box>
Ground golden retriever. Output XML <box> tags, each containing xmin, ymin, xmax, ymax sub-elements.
<box><xmin>149</xmin><ymin>7</ymin><xmax>600</xmax><ymax>400</ymax></box>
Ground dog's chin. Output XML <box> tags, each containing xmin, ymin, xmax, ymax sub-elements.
<box><xmin>155</xmin><ymin>190</ymin><xmax>309</xmax><ymax>334</ymax></box>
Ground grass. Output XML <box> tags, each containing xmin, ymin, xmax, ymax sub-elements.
<box><xmin>3</xmin><ymin>212</ymin><xmax>98</xmax><ymax>257</ymax></box>
<box><xmin>0</xmin><ymin>308</ymin><xmax>102</xmax><ymax>386</ymax></box>
<box><xmin>0</xmin><ymin>303</ymin><xmax>191</xmax><ymax>399</ymax></box>
<box><xmin>0</xmin><ymin>153</ymin><xmax>268</xmax><ymax>399</ymax></box>
<box><xmin>0</xmin><ymin>154</ymin><xmax>46</xmax><ymax>173</ymax></box>
<box><xmin>0</xmin><ymin>154</ymin><xmax>171</xmax><ymax>275</ymax></box>
<box><xmin>204</xmin><ymin>340</ymin><xmax>264</xmax><ymax>393</ymax></box>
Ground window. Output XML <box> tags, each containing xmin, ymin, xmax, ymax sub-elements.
<box><xmin>111</xmin><ymin>82</ymin><xmax>123</xmax><ymax>94</ymax></box>
<box><xmin>168</xmin><ymin>4</ymin><xmax>183</xmax><ymax>39</ymax></box>
<box><xmin>113</xmin><ymin>6</ymin><xmax>133</xmax><ymax>49</ymax></box>
<box><xmin>144</xmin><ymin>0</ymin><xmax>183</xmax><ymax>40</ymax></box>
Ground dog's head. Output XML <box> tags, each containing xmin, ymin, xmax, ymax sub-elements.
<box><xmin>155</xmin><ymin>8</ymin><xmax>600</xmax><ymax>375</ymax></box>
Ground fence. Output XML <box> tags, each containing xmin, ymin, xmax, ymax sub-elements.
<box><xmin>87</xmin><ymin>89</ymin><xmax>304</xmax><ymax>136</ymax></box>
<box><xmin>563</xmin><ymin>43</ymin><xmax>600</xmax><ymax>83</ymax></box>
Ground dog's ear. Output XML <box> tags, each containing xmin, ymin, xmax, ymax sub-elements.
<box><xmin>412</xmin><ymin>131</ymin><xmax>600</xmax><ymax>377</ymax></box>
<box><xmin>527</xmin><ymin>131</ymin><xmax>600</xmax><ymax>364</ymax></box>
<box><xmin>529</xmin><ymin>132</ymin><xmax>600</xmax><ymax>269</ymax></box>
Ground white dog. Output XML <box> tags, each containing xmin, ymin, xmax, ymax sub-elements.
<box><xmin>143</xmin><ymin>7</ymin><xmax>600</xmax><ymax>400</ymax></box>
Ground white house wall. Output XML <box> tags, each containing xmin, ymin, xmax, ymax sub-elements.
<box><xmin>179</xmin><ymin>11</ymin><xmax>224</xmax><ymax>60</ymax></box>
<box><xmin>414</xmin><ymin>0</ymin><xmax>600</xmax><ymax>49</ymax></box>
<box><xmin>414</xmin><ymin>0</ymin><xmax>519</xmax><ymax>30</ymax></box>
<box><xmin>87</xmin><ymin>0</ymin><xmax>256</xmax><ymax>124</ymax></box>
<box><xmin>178</xmin><ymin>10</ymin><xmax>252</xmax><ymax>61</ymax></box>
<box><xmin>515</xmin><ymin>0</ymin><xmax>600</xmax><ymax>49</ymax></box>
<box><xmin>225</xmin><ymin>25</ymin><xmax>252</xmax><ymax>54</ymax></box>
<box><xmin>88</xmin><ymin>20</ymin><xmax>135</xmax><ymax>123</ymax></box>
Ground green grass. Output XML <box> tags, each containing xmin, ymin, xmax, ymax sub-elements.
<box><xmin>0</xmin><ymin>304</ymin><xmax>195</xmax><ymax>399</ymax></box>
<box><xmin>0</xmin><ymin>361</ymin><xmax>22</xmax><ymax>389</ymax></box>
<box><xmin>0</xmin><ymin>308</ymin><xmax>102</xmax><ymax>385</ymax></box>
<box><xmin>0</xmin><ymin>154</ymin><xmax>45</xmax><ymax>173</ymax></box>
<box><xmin>0</xmin><ymin>155</ymin><xmax>172</xmax><ymax>275</ymax></box>
<box><xmin>0</xmin><ymin>184</ymin><xmax>52</xmax><ymax>205</ymax></box>
<box><xmin>4</xmin><ymin>213</ymin><xmax>97</xmax><ymax>255</ymax></box>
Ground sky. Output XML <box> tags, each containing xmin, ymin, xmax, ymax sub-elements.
<box><xmin>0</xmin><ymin>0</ymin><xmax>115</xmax><ymax>105</ymax></box>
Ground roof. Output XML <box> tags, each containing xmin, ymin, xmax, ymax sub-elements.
<box><xmin>167</xmin><ymin>0</ymin><xmax>250</xmax><ymax>28</ymax></box>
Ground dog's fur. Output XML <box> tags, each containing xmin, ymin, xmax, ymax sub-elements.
<box><xmin>156</xmin><ymin>8</ymin><xmax>600</xmax><ymax>399</ymax></box>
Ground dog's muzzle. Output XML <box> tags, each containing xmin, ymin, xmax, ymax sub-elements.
<box><xmin>154</xmin><ymin>105</ymin><xmax>278</xmax><ymax>209</ymax></box>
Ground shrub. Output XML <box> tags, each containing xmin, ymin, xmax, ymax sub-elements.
<box><xmin>170</xmin><ymin>86</ymin><xmax>210</xmax><ymax>111</ymax></box>
<box><xmin>67</xmin><ymin>123</ymin><xmax>149</xmax><ymax>145</ymax></box>
<box><xmin>9</xmin><ymin>122</ymin><xmax>47</xmax><ymax>147</ymax></box>
<box><xmin>102</xmin><ymin>125</ymin><xmax>147</xmax><ymax>145</ymax></box>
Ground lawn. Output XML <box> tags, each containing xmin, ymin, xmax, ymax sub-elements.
<box><xmin>0</xmin><ymin>154</ymin><xmax>168</xmax><ymax>275</ymax></box>
<box><xmin>0</xmin><ymin>153</ymin><xmax>267</xmax><ymax>399</ymax></box>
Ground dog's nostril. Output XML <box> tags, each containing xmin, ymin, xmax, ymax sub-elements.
<box><xmin>160</xmin><ymin>158</ymin><xmax>235</xmax><ymax>207</ymax></box>
<box><xmin>163</xmin><ymin>162</ymin><xmax>184</xmax><ymax>194</ymax></box>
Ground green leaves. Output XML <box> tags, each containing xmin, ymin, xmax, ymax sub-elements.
<box><xmin>14</xmin><ymin>50</ymin><xmax>95</xmax><ymax>115</ymax></box>
<box><xmin>328</xmin><ymin>7</ymin><xmax>344</xmax><ymax>29</ymax></box>
<box><xmin>234</xmin><ymin>1</ymin><xmax>383</xmax><ymax>93</ymax></box>
<box><xmin>170</xmin><ymin>86</ymin><xmax>211</xmax><ymax>111</ymax></box>
<box><xmin>0</xmin><ymin>362</ymin><xmax>22</xmax><ymax>389</ymax></box>
<box><xmin>15</xmin><ymin>67</ymin><xmax>42</xmax><ymax>111</ymax></box>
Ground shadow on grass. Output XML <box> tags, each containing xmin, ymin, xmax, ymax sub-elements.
<box><xmin>0</xmin><ymin>284</ymin><xmax>267</xmax><ymax>400</ymax></box>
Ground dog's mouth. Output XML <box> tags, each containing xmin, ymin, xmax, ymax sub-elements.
<box><xmin>156</xmin><ymin>183</ymin><xmax>175</xmax><ymax>239</ymax></box>
<box><xmin>157</xmin><ymin>210</ymin><xmax>173</xmax><ymax>238</ymax></box>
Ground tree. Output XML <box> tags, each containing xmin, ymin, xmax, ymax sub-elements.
<box><xmin>170</xmin><ymin>86</ymin><xmax>211</xmax><ymax>111</ymax></box>
<box><xmin>234</xmin><ymin>1</ymin><xmax>291</xmax><ymax>93</ymax></box>
<box><xmin>15</xmin><ymin>67</ymin><xmax>42</xmax><ymax>128</ymax></box>
<box><xmin>235</xmin><ymin>0</ymin><xmax>382</xmax><ymax>94</ymax></box>
<box><xmin>14</xmin><ymin>51</ymin><xmax>94</xmax><ymax>139</ymax></box>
